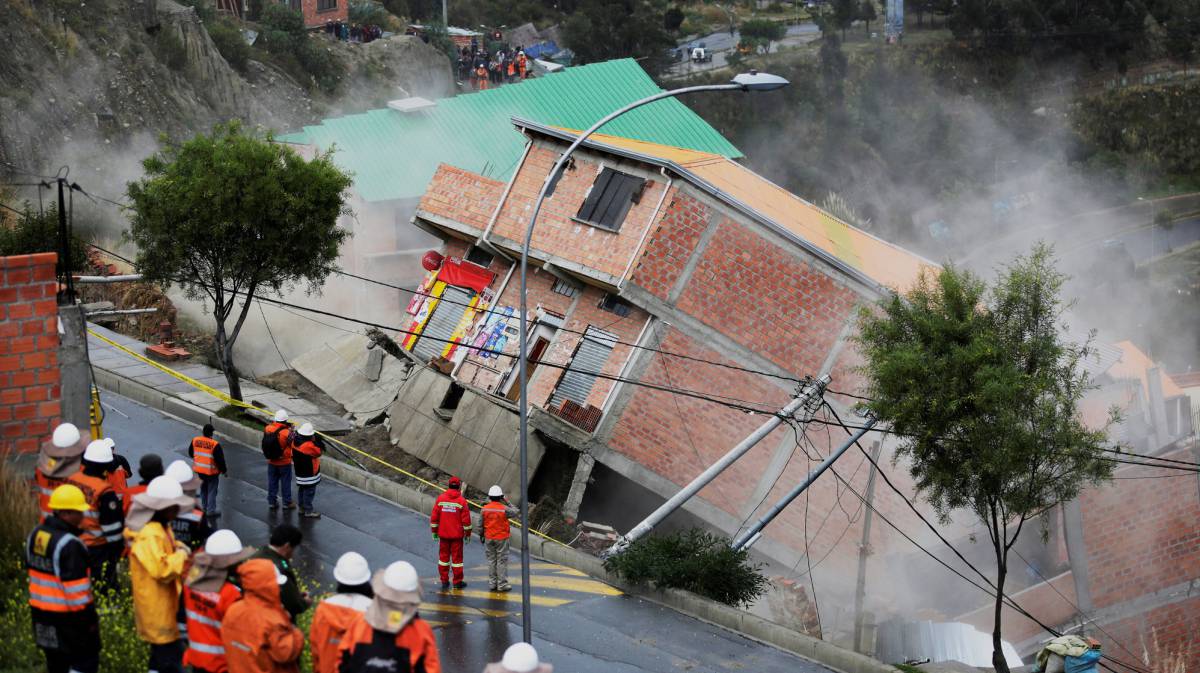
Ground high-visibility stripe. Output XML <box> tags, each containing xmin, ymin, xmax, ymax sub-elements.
<box><xmin>186</xmin><ymin>610</ymin><xmax>222</xmax><ymax>628</ymax></box>
<box><xmin>437</xmin><ymin>561</ymin><xmax>450</xmax><ymax>566</ymax></box>
<box><xmin>178</xmin><ymin>511</ymin><xmax>202</xmax><ymax>522</ymax></box>
<box><xmin>296</xmin><ymin>475</ymin><xmax>321</xmax><ymax>485</ymax></box>
<box><xmin>100</xmin><ymin>522</ymin><xmax>122</xmax><ymax>532</ymax></box>
<box><xmin>189</xmin><ymin>641</ymin><xmax>226</xmax><ymax>655</ymax></box>
<box><xmin>37</xmin><ymin>487</ymin><xmax>55</xmax><ymax>496</ymax></box>
<box><xmin>450</xmin><ymin>563</ymin><xmax>464</xmax><ymax>568</ymax></box>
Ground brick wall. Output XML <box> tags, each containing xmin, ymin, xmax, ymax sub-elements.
<box><xmin>629</xmin><ymin>195</ymin><xmax>711</xmax><ymax>300</ymax></box>
<box><xmin>489</xmin><ymin>143</ymin><xmax>673</xmax><ymax>281</ymax></box>
<box><xmin>0</xmin><ymin>253</ymin><xmax>61</xmax><ymax>453</ymax></box>
<box><xmin>418</xmin><ymin>164</ymin><xmax>505</xmax><ymax>233</ymax></box>
<box><xmin>290</xmin><ymin>0</ymin><xmax>349</xmax><ymax>28</ymax></box>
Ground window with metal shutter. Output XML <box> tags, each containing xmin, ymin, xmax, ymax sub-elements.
<box><xmin>576</xmin><ymin>168</ymin><xmax>645</xmax><ymax>232</ymax></box>
<box><xmin>548</xmin><ymin>326</ymin><xmax>618</xmax><ymax>409</ymax></box>
<box><xmin>411</xmin><ymin>285</ymin><xmax>475</xmax><ymax>363</ymax></box>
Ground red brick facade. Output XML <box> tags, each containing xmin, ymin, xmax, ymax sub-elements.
<box><xmin>0</xmin><ymin>253</ymin><xmax>61</xmax><ymax>453</ymax></box>
<box><xmin>418</xmin><ymin>167</ymin><xmax>505</xmax><ymax>234</ymax></box>
<box><xmin>287</xmin><ymin>0</ymin><xmax>348</xmax><ymax>29</ymax></box>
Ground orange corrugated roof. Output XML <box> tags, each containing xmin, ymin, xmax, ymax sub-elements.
<box><xmin>566</xmin><ymin>130</ymin><xmax>937</xmax><ymax>292</ymax></box>
<box><xmin>1109</xmin><ymin>340</ymin><xmax>1184</xmax><ymax>398</ymax></box>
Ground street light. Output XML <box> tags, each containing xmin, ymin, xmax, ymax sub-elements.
<box><xmin>514</xmin><ymin>71</ymin><xmax>789</xmax><ymax>643</ymax></box>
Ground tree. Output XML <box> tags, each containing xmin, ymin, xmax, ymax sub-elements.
<box><xmin>562</xmin><ymin>0</ymin><xmax>675</xmax><ymax>73</ymax></box>
<box><xmin>859</xmin><ymin>0</ymin><xmax>877</xmax><ymax>34</ymax></box>
<box><xmin>855</xmin><ymin>245</ymin><xmax>1115</xmax><ymax>673</ymax></box>
<box><xmin>664</xmin><ymin>5</ymin><xmax>685</xmax><ymax>31</ymax></box>
<box><xmin>741</xmin><ymin>18</ymin><xmax>787</xmax><ymax>52</ymax></box>
<box><xmin>126</xmin><ymin>122</ymin><xmax>351</xmax><ymax>401</ymax></box>
<box><xmin>832</xmin><ymin>0</ymin><xmax>859</xmax><ymax>40</ymax></box>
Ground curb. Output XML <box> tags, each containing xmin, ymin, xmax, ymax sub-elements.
<box><xmin>93</xmin><ymin>364</ymin><xmax>895</xmax><ymax>673</ymax></box>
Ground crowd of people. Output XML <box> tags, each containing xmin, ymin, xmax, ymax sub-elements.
<box><xmin>457</xmin><ymin>42</ymin><xmax>532</xmax><ymax>90</ymax></box>
<box><xmin>322</xmin><ymin>21</ymin><xmax>384</xmax><ymax>44</ymax></box>
<box><xmin>25</xmin><ymin>419</ymin><xmax>542</xmax><ymax>673</ymax></box>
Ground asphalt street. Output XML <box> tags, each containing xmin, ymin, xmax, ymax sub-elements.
<box><xmin>101</xmin><ymin>390</ymin><xmax>833</xmax><ymax>673</ymax></box>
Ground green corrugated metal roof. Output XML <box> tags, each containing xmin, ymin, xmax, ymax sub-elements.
<box><xmin>277</xmin><ymin>59</ymin><xmax>741</xmax><ymax>202</ymax></box>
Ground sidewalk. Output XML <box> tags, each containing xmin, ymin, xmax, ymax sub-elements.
<box><xmin>86</xmin><ymin>322</ymin><xmax>352</xmax><ymax>433</ymax></box>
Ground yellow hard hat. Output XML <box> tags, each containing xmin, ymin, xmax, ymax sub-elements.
<box><xmin>48</xmin><ymin>484</ymin><xmax>90</xmax><ymax>512</ymax></box>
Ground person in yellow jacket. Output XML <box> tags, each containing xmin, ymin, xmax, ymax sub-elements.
<box><xmin>126</xmin><ymin>475</ymin><xmax>194</xmax><ymax>673</ymax></box>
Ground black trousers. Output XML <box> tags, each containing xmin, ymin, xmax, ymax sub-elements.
<box><xmin>43</xmin><ymin>646</ymin><xmax>100</xmax><ymax>673</ymax></box>
<box><xmin>148</xmin><ymin>640</ymin><xmax>185</xmax><ymax>673</ymax></box>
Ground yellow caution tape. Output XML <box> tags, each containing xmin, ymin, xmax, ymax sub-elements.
<box><xmin>87</xmin><ymin>329</ymin><xmax>568</xmax><ymax>547</ymax></box>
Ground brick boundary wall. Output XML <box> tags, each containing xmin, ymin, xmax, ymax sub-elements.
<box><xmin>0</xmin><ymin>253</ymin><xmax>61</xmax><ymax>453</ymax></box>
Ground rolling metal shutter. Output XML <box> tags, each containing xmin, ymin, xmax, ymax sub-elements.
<box><xmin>548</xmin><ymin>326</ymin><xmax>618</xmax><ymax>409</ymax></box>
<box><xmin>412</xmin><ymin>285</ymin><xmax>475</xmax><ymax>363</ymax></box>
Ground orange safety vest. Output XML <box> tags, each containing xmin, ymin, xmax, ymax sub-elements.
<box><xmin>183</xmin><ymin>582</ymin><xmax>242</xmax><ymax>673</ymax></box>
<box><xmin>481</xmin><ymin>501</ymin><xmax>511</xmax><ymax>540</ymax></box>
<box><xmin>26</xmin><ymin>523</ymin><xmax>93</xmax><ymax>613</ymax></box>
<box><xmin>35</xmin><ymin>470</ymin><xmax>75</xmax><ymax>522</ymax></box>
<box><xmin>309</xmin><ymin>594</ymin><xmax>371</xmax><ymax>673</ymax></box>
<box><xmin>66</xmin><ymin>472</ymin><xmax>117</xmax><ymax>547</ymax></box>
<box><xmin>192</xmin><ymin>436</ymin><xmax>220</xmax><ymax>476</ymax></box>
<box><xmin>107</xmin><ymin>464</ymin><xmax>128</xmax><ymax>503</ymax></box>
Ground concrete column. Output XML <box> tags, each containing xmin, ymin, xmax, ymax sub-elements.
<box><xmin>1061</xmin><ymin>499</ymin><xmax>1094</xmax><ymax>612</ymax></box>
<box><xmin>562</xmin><ymin>452</ymin><xmax>595</xmax><ymax>521</ymax></box>
<box><xmin>58</xmin><ymin>306</ymin><xmax>93</xmax><ymax>430</ymax></box>
<box><xmin>1146</xmin><ymin>366</ymin><xmax>1170</xmax><ymax>449</ymax></box>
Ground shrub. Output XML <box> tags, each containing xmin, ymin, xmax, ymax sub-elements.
<box><xmin>258</xmin><ymin>4</ymin><xmax>345</xmax><ymax>93</ymax></box>
<box><xmin>208</xmin><ymin>17</ymin><xmax>252</xmax><ymax>72</ymax></box>
<box><xmin>0</xmin><ymin>203</ymin><xmax>90</xmax><ymax>270</ymax></box>
<box><xmin>602</xmin><ymin>528</ymin><xmax>769</xmax><ymax>607</ymax></box>
<box><xmin>153</xmin><ymin>28</ymin><xmax>189</xmax><ymax>71</ymax></box>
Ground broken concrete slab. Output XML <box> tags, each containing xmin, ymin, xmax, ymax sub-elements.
<box><xmin>291</xmin><ymin>333</ymin><xmax>409</xmax><ymax>424</ymax></box>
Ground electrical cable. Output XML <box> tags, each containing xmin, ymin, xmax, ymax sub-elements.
<box><xmin>258</xmin><ymin>302</ymin><xmax>288</xmax><ymax>367</ymax></box>
<box><xmin>802</xmin><ymin>445</ymin><xmax>823</xmax><ymax>637</ymax></box>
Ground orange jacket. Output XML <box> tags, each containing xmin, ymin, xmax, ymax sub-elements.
<box><xmin>309</xmin><ymin>594</ymin><xmax>371</xmax><ymax>673</ymax></box>
<box><xmin>66</xmin><ymin>472</ymin><xmax>122</xmax><ymax>548</ymax></box>
<box><xmin>222</xmin><ymin>559</ymin><xmax>304</xmax><ymax>673</ymax></box>
<box><xmin>183</xmin><ymin>581</ymin><xmax>242</xmax><ymax>673</ymax></box>
<box><xmin>336</xmin><ymin>613</ymin><xmax>440</xmax><ymax>673</ymax></box>
<box><xmin>263</xmin><ymin>423</ymin><xmax>294</xmax><ymax>467</ymax></box>
<box><xmin>481</xmin><ymin>501</ymin><xmax>512</xmax><ymax>540</ymax></box>
<box><xmin>35</xmin><ymin>467</ymin><xmax>78</xmax><ymax>522</ymax></box>
<box><xmin>430</xmin><ymin>489</ymin><xmax>471</xmax><ymax>539</ymax></box>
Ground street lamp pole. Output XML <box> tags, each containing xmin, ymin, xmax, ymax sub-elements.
<box><xmin>514</xmin><ymin>71</ymin><xmax>788</xmax><ymax>644</ymax></box>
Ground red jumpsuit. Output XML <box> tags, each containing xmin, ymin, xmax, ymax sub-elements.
<box><xmin>430</xmin><ymin>487</ymin><xmax>472</xmax><ymax>584</ymax></box>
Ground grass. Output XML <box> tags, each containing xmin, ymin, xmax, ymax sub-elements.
<box><xmin>893</xmin><ymin>665</ymin><xmax>923</xmax><ymax>673</ymax></box>
<box><xmin>217</xmin><ymin>403</ymin><xmax>267</xmax><ymax>430</ymax></box>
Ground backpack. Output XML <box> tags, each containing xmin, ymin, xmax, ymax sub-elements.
<box><xmin>261</xmin><ymin>426</ymin><xmax>287</xmax><ymax>461</ymax></box>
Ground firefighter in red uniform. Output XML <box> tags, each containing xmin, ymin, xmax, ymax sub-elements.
<box><xmin>182</xmin><ymin>529</ymin><xmax>252</xmax><ymax>673</ymax></box>
<box><xmin>67</xmin><ymin>440</ymin><xmax>125</xmax><ymax>591</ymax></box>
<box><xmin>35</xmin><ymin>423</ymin><xmax>87</xmax><ymax>522</ymax></box>
<box><xmin>27</xmin><ymin>484</ymin><xmax>101</xmax><ymax>673</ymax></box>
<box><xmin>430</xmin><ymin>477</ymin><xmax>472</xmax><ymax>589</ymax></box>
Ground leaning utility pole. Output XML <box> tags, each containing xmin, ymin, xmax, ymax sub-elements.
<box><xmin>731</xmin><ymin>413</ymin><xmax>876</xmax><ymax>551</ymax></box>
<box><xmin>853</xmin><ymin>441</ymin><xmax>883</xmax><ymax>654</ymax></box>
<box><xmin>606</xmin><ymin>374</ymin><xmax>830</xmax><ymax>556</ymax></box>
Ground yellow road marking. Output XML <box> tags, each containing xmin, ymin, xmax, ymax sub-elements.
<box><xmin>464</xmin><ymin>575</ymin><xmax>621</xmax><ymax>596</ymax></box>
<box><xmin>438</xmin><ymin>589</ymin><xmax>573</xmax><ymax>606</ymax></box>
<box><xmin>426</xmin><ymin>620</ymin><xmax>451</xmax><ymax>628</ymax></box>
<box><xmin>419</xmin><ymin>602</ymin><xmax>511</xmax><ymax>618</ymax></box>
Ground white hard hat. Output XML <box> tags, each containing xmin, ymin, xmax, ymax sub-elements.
<box><xmin>165</xmin><ymin>459</ymin><xmax>194</xmax><ymax>483</ymax></box>
<box><xmin>382</xmin><ymin>560</ymin><xmax>419</xmax><ymax>593</ymax></box>
<box><xmin>501</xmin><ymin>642</ymin><xmax>542</xmax><ymax>673</ymax></box>
<box><xmin>146</xmin><ymin>475</ymin><xmax>184</xmax><ymax>500</ymax></box>
<box><xmin>83</xmin><ymin>439</ymin><xmax>114</xmax><ymax>463</ymax></box>
<box><xmin>488</xmin><ymin>485</ymin><xmax>504</xmax><ymax>498</ymax></box>
<box><xmin>205</xmin><ymin>529</ymin><xmax>245</xmax><ymax>556</ymax></box>
<box><xmin>52</xmin><ymin>423</ymin><xmax>81</xmax><ymax>448</ymax></box>
<box><xmin>297</xmin><ymin>422</ymin><xmax>315</xmax><ymax>437</ymax></box>
<box><xmin>274</xmin><ymin>409</ymin><xmax>289</xmax><ymax>422</ymax></box>
<box><xmin>334</xmin><ymin>551</ymin><xmax>372</xmax><ymax>585</ymax></box>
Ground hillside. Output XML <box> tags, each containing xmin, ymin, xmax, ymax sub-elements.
<box><xmin>0</xmin><ymin>0</ymin><xmax>453</xmax><ymax>193</ymax></box>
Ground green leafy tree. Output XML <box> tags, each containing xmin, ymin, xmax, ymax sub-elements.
<box><xmin>562</xmin><ymin>0</ymin><xmax>674</xmax><ymax>73</ymax></box>
<box><xmin>126</xmin><ymin>122</ymin><xmax>352</xmax><ymax>401</ymax></box>
<box><xmin>832</xmin><ymin>0</ymin><xmax>859</xmax><ymax>40</ymax></box>
<box><xmin>422</xmin><ymin>21</ymin><xmax>459</xmax><ymax>63</ymax></box>
<box><xmin>0</xmin><ymin>203</ymin><xmax>89</xmax><ymax>264</ymax></box>
<box><xmin>855</xmin><ymin>245</ymin><xmax>1115</xmax><ymax>673</ymax></box>
<box><xmin>664</xmin><ymin>5</ymin><xmax>685</xmax><ymax>31</ymax></box>
<box><xmin>859</xmin><ymin>0</ymin><xmax>877</xmax><ymax>34</ymax></box>
<box><xmin>741</xmin><ymin>18</ymin><xmax>787</xmax><ymax>51</ymax></box>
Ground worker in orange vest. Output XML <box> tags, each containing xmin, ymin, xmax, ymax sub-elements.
<box><xmin>309</xmin><ymin>552</ymin><xmax>373</xmax><ymax>673</ymax></box>
<box><xmin>262</xmin><ymin>410</ymin><xmax>295</xmax><ymax>511</ymax></box>
<box><xmin>220</xmin><ymin>559</ymin><xmax>305</xmax><ymax>673</ymax></box>
<box><xmin>35</xmin><ymin>423</ymin><xmax>87</xmax><ymax>522</ymax></box>
<box><xmin>188</xmin><ymin>423</ymin><xmax>226</xmax><ymax>520</ymax></box>
<box><xmin>67</xmin><ymin>440</ymin><xmax>125</xmax><ymax>591</ymax></box>
<box><xmin>478</xmin><ymin>485</ymin><xmax>517</xmax><ymax>592</ymax></box>
<box><xmin>335</xmin><ymin>561</ymin><xmax>440</xmax><ymax>673</ymax></box>
<box><xmin>124</xmin><ymin>454</ymin><xmax>165</xmax><ymax>517</ymax></box>
<box><xmin>182</xmin><ymin>529</ymin><xmax>252</xmax><ymax>673</ymax></box>
<box><xmin>103</xmin><ymin>439</ymin><xmax>133</xmax><ymax>506</ymax></box>
<box><xmin>26</xmin><ymin>484</ymin><xmax>100</xmax><ymax>673</ymax></box>
<box><xmin>476</xmin><ymin>64</ymin><xmax>489</xmax><ymax>90</ymax></box>
<box><xmin>518</xmin><ymin>51</ymin><xmax>528</xmax><ymax>79</ymax></box>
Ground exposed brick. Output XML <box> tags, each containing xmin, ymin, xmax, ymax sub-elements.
<box><xmin>1</xmin><ymin>253</ymin><xmax>61</xmax><ymax>454</ymax></box>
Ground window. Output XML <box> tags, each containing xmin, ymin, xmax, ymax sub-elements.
<box><xmin>548</xmin><ymin>327</ymin><xmax>618</xmax><ymax>409</ymax></box>
<box><xmin>551</xmin><ymin>277</ymin><xmax>580</xmax><ymax>298</ymax></box>
<box><xmin>598</xmin><ymin>293</ymin><xmax>632</xmax><ymax>317</ymax></box>
<box><xmin>575</xmin><ymin>168</ymin><xmax>646</xmax><ymax>232</ymax></box>
<box><xmin>317</xmin><ymin>0</ymin><xmax>337</xmax><ymax>10</ymax></box>
<box><xmin>465</xmin><ymin>245</ymin><xmax>493</xmax><ymax>268</ymax></box>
